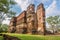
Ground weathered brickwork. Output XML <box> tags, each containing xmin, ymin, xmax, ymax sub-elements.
<box><xmin>36</xmin><ymin>3</ymin><xmax>46</xmax><ymax>35</ymax></box>
<box><xmin>15</xmin><ymin>11</ymin><xmax>27</xmax><ymax>33</ymax></box>
<box><xmin>9</xmin><ymin>3</ymin><xmax>46</xmax><ymax>35</ymax></box>
<box><xmin>26</xmin><ymin>4</ymin><xmax>36</xmax><ymax>34</ymax></box>
<box><xmin>8</xmin><ymin>17</ymin><xmax>17</xmax><ymax>33</ymax></box>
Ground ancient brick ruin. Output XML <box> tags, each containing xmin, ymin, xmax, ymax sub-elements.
<box><xmin>8</xmin><ymin>3</ymin><xmax>46</xmax><ymax>35</ymax></box>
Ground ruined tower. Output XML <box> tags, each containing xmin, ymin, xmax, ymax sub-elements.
<box><xmin>36</xmin><ymin>3</ymin><xmax>46</xmax><ymax>35</ymax></box>
<box><xmin>26</xmin><ymin>4</ymin><xmax>36</xmax><ymax>34</ymax></box>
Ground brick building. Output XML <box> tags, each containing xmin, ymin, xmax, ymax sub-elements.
<box><xmin>8</xmin><ymin>17</ymin><xmax>17</xmax><ymax>33</ymax></box>
<box><xmin>9</xmin><ymin>3</ymin><xmax>46</xmax><ymax>35</ymax></box>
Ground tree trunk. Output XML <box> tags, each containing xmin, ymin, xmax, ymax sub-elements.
<box><xmin>52</xmin><ymin>25</ymin><xmax>55</xmax><ymax>34</ymax></box>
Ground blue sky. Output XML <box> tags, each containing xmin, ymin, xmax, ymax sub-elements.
<box><xmin>13</xmin><ymin>0</ymin><xmax>60</xmax><ymax>17</ymax></box>
<box><xmin>2</xmin><ymin>0</ymin><xmax>60</xmax><ymax>25</ymax></box>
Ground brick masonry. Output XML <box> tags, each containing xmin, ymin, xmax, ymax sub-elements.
<box><xmin>8</xmin><ymin>3</ymin><xmax>46</xmax><ymax>35</ymax></box>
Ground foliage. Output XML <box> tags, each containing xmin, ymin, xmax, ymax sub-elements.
<box><xmin>46</xmin><ymin>15</ymin><xmax>60</xmax><ymax>33</ymax></box>
<box><xmin>0</xmin><ymin>24</ymin><xmax>8</xmax><ymax>33</ymax></box>
<box><xmin>0</xmin><ymin>36</ymin><xmax>3</xmax><ymax>40</ymax></box>
<box><xmin>0</xmin><ymin>0</ymin><xmax>16</xmax><ymax>13</ymax></box>
<box><xmin>0</xmin><ymin>0</ymin><xmax>16</xmax><ymax>25</ymax></box>
<box><xmin>0</xmin><ymin>0</ymin><xmax>16</xmax><ymax>32</ymax></box>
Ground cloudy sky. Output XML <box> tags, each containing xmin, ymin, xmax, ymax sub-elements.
<box><xmin>2</xmin><ymin>0</ymin><xmax>60</xmax><ymax>25</ymax></box>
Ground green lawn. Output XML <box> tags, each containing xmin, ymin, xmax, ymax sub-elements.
<box><xmin>0</xmin><ymin>33</ymin><xmax>60</xmax><ymax>40</ymax></box>
<box><xmin>0</xmin><ymin>36</ymin><xmax>4</xmax><ymax>40</ymax></box>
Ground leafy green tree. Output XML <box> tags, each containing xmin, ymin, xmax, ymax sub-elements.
<box><xmin>0</xmin><ymin>24</ymin><xmax>8</xmax><ymax>33</ymax></box>
<box><xmin>0</xmin><ymin>0</ymin><xmax>16</xmax><ymax>26</ymax></box>
<box><xmin>0</xmin><ymin>0</ymin><xmax>16</xmax><ymax>13</ymax></box>
<box><xmin>0</xmin><ymin>0</ymin><xmax>17</xmax><ymax>32</ymax></box>
<box><xmin>46</xmin><ymin>15</ymin><xmax>60</xmax><ymax>34</ymax></box>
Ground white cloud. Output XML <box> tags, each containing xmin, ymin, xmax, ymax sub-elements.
<box><xmin>41</xmin><ymin>0</ymin><xmax>50</xmax><ymax>3</ymax></box>
<box><xmin>2</xmin><ymin>19</ymin><xmax>10</xmax><ymax>25</ymax></box>
<box><xmin>15</xmin><ymin>0</ymin><xmax>50</xmax><ymax>11</ymax></box>
<box><xmin>1</xmin><ymin>14</ymin><xmax>11</xmax><ymax>25</ymax></box>
<box><xmin>15</xmin><ymin>0</ymin><xmax>34</xmax><ymax>11</ymax></box>
<box><xmin>46</xmin><ymin>0</ymin><xmax>60</xmax><ymax>17</ymax></box>
<box><xmin>34</xmin><ymin>0</ymin><xmax>50</xmax><ymax>4</ymax></box>
<box><xmin>46</xmin><ymin>0</ymin><xmax>56</xmax><ymax>14</ymax></box>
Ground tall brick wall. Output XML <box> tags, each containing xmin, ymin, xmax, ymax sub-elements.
<box><xmin>15</xmin><ymin>11</ymin><xmax>27</xmax><ymax>33</ymax></box>
<box><xmin>26</xmin><ymin>4</ymin><xmax>36</xmax><ymax>34</ymax></box>
<box><xmin>36</xmin><ymin>3</ymin><xmax>46</xmax><ymax>35</ymax></box>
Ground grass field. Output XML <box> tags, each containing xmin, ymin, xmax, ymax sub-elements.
<box><xmin>0</xmin><ymin>33</ymin><xmax>60</xmax><ymax>40</ymax></box>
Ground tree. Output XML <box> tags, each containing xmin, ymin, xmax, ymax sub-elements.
<box><xmin>0</xmin><ymin>24</ymin><xmax>8</xmax><ymax>33</ymax></box>
<box><xmin>0</xmin><ymin>0</ymin><xmax>16</xmax><ymax>26</ymax></box>
<box><xmin>0</xmin><ymin>0</ymin><xmax>17</xmax><ymax>32</ymax></box>
<box><xmin>0</xmin><ymin>0</ymin><xmax>16</xmax><ymax>13</ymax></box>
<box><xmin>46</xmin><ymin>15</ymin><xmax>60</xmax><ymax>34</ymax></box>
